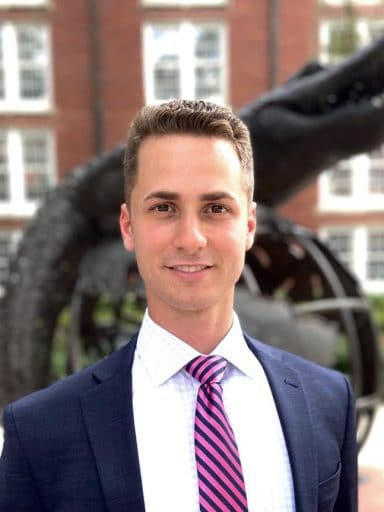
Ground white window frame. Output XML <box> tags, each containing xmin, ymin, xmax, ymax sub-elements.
<box><xmin>320</xmin><ymin>225</ymin><xmax>384</xmax><ymax>293</ymax></box>
<box><xmin>142</xmin><ymin>20</ymin><xmax>228</xmax><ymax>105</ymax></box>
<box><xmin>141</xmin><ymin>0</ymin><xmax>228</xmax><ymax>7</ymax></box>
<box><xmin>0</xmin><ymin>0</ymin><xmax>47</xmax><ymax>7</ymax></box>
<box><xmin>321</xmin><ymin>227</ymin><xmax>355</xmax><ymax>269</ymax></box>
<box><xmin>366</xmin><ymin>228</ymin><xmax>384</xmax><ymax>283</ymax></box>
<box><xmin>322</xmin><ymin>1</ymin><xmax>382</xmax><ymax>6</ymax></box>
<box><xmin>319</xmin><ymin>19</ymin><xmax>384</xmax><ymax>64</ymax></box>
<box><xmin>319</xmin><ymin>147</ymin><xmax>384</xmax><ymax>213</ymax></box>
<box><xmin>0</xmin><ymin>129</ymin><xmax>56</xmax><ymax>217</ymax></box>
<box><xmin>368</xmin><ymin>147</ymin><xmax>384</xmax><ymax>193</ymax></box>
<box><xmin>0</xmin><ymin>23</ymin><xmax>52</xmax><ymax>113</ymax></box>
<box><xmin>318</xmin><ymin>153</ymin><xmax>384</xmax><ymax>212</ymax></box>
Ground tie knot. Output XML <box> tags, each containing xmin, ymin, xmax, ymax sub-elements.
<box><xmin>185</xmin><ymin>355</ymin><xmax>227</xmax><ymax>385</ymax></box>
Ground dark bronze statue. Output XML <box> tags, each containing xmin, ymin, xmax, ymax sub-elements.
<box><xmin>1</xmin><ymin>35</ymin><xmax>383</xmax><ymax>447</ymax></box>
<box><xmin>240</xmin><ymin>35</ymin><xmax>384</xmax><ymax>206</ymax></box>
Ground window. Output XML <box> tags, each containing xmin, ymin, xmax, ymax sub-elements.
<box><xmin>319</xmin><ymin>20</ymin><xmax>361</xmax><ymax>64</ymax></box>
<box><xmin>325</xmin><ymin>230</ymin><xmax>353</xmax><ymax>269</ymax></box>
<box><xmin>323</xmin><ymin>1</ymin><xmax>382</xmax><ymax>5</ymax></box>
<box><xmin>143</xmin><ymin>22</ymin><xmax>227</xmax><ymax>105</ymax></box>
<box><xmin>0</xmin><ymin>23</ymin><xmax>50</xmax><ymax>112</ymax></box>
<box><xmin>369</xmin><ymin>166</ymin><xmax>384</xmax><ymax>193</ymax></box>
<box><xmin>319</xmin><ymin>150</ymin><xmax>384</xmax><ymax>212</ymax></box>
<box><xmin>321</xmin><ymin>226</ymin><xmax>384</xmax><ymax>292</ymax></box>
<box><xmin>0</xmin><ymin>129</ymin><xmax>55</xmax><ymax>216</ymax></box>
<box><xmin>0</xmin><ymin>230</ymin><xmax>20</xmax><ymax>296</ymax></box>
<box><xmin>328</xmin><ymin>163</ymin><xmax>352</xmax><ymax>196</ymax></box>
<box><xmin>367</xmin><ymin>230</ymin><xmax>384</xmax><ymax>279</ymax></box>
<box><xmin>0</xmin><ymin>0</ymin><xmax>47</xmax><ymax>7</ymax></box>
<box><xmin>23</xmin><ymin>132</ymin><xmax>51</xmax><ymax>200</ymax></box>
<box><xmin>369</xmin><ymin>146</ymin><xmax>384</xmax><ymax>193</ymax></box>
<box><xmin>319</xmin><ymin>19</ymin><xmax>384</xmax><ymax>64</ymax></box>
<box><xmin>0</xmin><ymin>133</ymin><xmax>8</xmax><ymax>200</ymax></box>
<box><xmin>141</xmin><ymin>0</ymin><xmax>228</xmax><ymax>6</ymax></box>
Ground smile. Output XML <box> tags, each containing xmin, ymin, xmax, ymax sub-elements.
<box><xmin>169</xmin><ymin>265</ymin><xmax>211</xmax><ymax>273</ymax></box>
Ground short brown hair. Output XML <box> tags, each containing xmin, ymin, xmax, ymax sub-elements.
<box><xmin>123</xmin><ymin>99</ymin><xmax>254</xmax><ymax>205</ymax></box>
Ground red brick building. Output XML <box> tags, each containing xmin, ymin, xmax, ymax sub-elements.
<box><xmin>0</xmin><ymin>0</ymin><xmax>383</xmax><ymax>294</ymax></box>
<box><xmin>281</xmin><ymin>0</ymin><xmax>384</xmax><ymax>294</ymax></box>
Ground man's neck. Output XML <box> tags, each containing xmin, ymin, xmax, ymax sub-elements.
<box><xmin>146</xmin><ymin>307</ymin><xmax>233</xmax><ymax>354</ymax></box>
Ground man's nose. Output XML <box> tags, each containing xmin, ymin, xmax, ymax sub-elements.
<box><xmin>173</xmin><ymin>215</ymin><xmax>207</xmax><ymax>252</ymax></box>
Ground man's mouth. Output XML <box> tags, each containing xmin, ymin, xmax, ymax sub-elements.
<box><xmin>168</xmin><ymin>265</ymin><xmax>211</xmax><ymax>273</ymax></box>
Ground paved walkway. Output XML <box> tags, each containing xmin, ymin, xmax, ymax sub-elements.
<box><xmin>1</xmin><ymin>405</ymin><xmax>383</xmax><ymax>510</ymax></box>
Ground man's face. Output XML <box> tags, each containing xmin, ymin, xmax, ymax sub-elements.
<box><xmin>120</xmin><ymin>134</ymin><xmax>256</xmax><ymax>324</ymax></box>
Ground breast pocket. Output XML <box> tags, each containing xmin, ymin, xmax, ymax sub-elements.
<box><xmin>318</xmin><ymin>462</ymin><xmax>341</xmax><ymax>511</ymax></box>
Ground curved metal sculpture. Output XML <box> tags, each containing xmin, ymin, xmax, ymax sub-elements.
<box><xmin>239</xmin><ymin>35</ymin><xmax>384</xmax><ymax>206</ymax></box>
<box><xmin>1</xmin><ymin>36</ymin><xmax>383</xmax><ymax>447</ymax></box>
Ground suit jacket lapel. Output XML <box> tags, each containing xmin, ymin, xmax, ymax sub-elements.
<box><xmin>245</xmin><ymin>335</ymin><xmax>318</xmax><ymax>512</ymax></box>
<box><xmin>81</xmin><ymin>334</ymin><xmax>146</xmax><ymax>512</ymax></box>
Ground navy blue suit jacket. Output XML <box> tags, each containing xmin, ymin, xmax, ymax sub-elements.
<box><xmin>0</xmin><ymin>333</ymin><xmax>357</xmax><ymax>511</ymax></box>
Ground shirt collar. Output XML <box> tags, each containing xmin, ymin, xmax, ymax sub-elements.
<box><xmin>136</xmin><ymin>309</ymin><xmax>257</xmax><ymax>387</ymax></box>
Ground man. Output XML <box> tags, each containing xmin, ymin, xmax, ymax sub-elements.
<box><xmin>0</xmin><ymin>100</ymin><xmax>357</xmax><ymax>511</ymax></box>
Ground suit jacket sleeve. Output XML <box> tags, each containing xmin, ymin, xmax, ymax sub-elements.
<box><xmin>0</xmin><ymin>404</ymin><xmax>44</xmax><ymax>511</ymax></box>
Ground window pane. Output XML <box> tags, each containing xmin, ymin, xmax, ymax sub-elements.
<box><xmin>151</xmin><ymin>26</ymin><xmax>180</xmax><ymax>101</ymax></box>
<box><xmin>142</xmin><ymin>0</ymin><xmax>227</xmax><ymax>5</ymax></box>
<box><xmin>327</xmin><ymin>21</ymin><xmax>361</xmax><ymax>63</ymax></box>
<box><xmin>369</xmin><ymin>166</ymin><xmax>384</xmax><ymax>193</ymax></box>
<box><xmin>20</xmin><ymin>68</ymin><xmax>45</xmax><ymax>98</ymax></box>
<box><xmin>196</xmin><ymin>28</ymin><xmax>220</xmax><ymax>59</ymax></box>
<box><xmin>154</xmin><ymin>55</ymin><xmax>180</xmax><ymax>100</ymax></box>
<box><xmin>324</xmin><ymin>0</ymin><xmax>381</xmax><ymax>4</ymax></box>
<box><xmin>17</xmin><ymin>26</ymin><xmax>45</xmax><ymax>60</ymax></box>
<box><xmin>0</xmin><ymin>69</ymin><xmax>4</xmax><ymax>99</ymax></box>
<box><xmin>0</xmin><ymin>0</ymin><xmax>47</xmax><ymax>5</ymax></box>
<box><xmin>328</xmin><ymin>166</ymin><xmax>352</xmax><ymax>195</ymax></box>
<box><xmin>194</xmin><ymin>26</ymin><xmax>222</xmax><ymax>100</ymax></box>
<box><xmin>0</xmin><ymin>30</ymin><xmax>4</xmax><ymax>99</ymax></box>
<box><xmin>326</xmin><ymin>231</ymin><xmax>353</xmax><ymax>269</ymax></box>
<box><xmin>367</xmin><ymin>231</ymin><xmax>384</xmax><ymax>279</ymax></box>
<box><xmin>0</xmin><ymin>133</ymin><xmax>8</xmax><ymax>200</ymax></box>
<box><xmin>22</xmin><ymin>132</ymin><xmax>50</xmax><ymax>201</ymax></box>
<box><xmin>195</xmin><ymin>66</ymin><xmax>221</xmax><ymax>98</ymax></box>
<box><xmin>17</xmin><ymin>26</ymin><xmax>47</xmax><ymax>100</ymax></box>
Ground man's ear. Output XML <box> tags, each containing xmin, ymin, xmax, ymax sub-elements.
<box><xmin>246</xmin><ymin>201</ymin><xmax>257</xmax><ymax>250</ymax></box>
<box><xmin>120</xmin><ymin>203</ymin><xmax>135</xmax><ymax>251</ymax></box>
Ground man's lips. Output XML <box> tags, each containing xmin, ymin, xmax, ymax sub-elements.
<box><xmin>166</xmin><ymin>264</ymin><xmax>212</xmax><ymax>273</ymax></box>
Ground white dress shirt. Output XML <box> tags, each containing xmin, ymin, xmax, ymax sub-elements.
<box><xmin>132</xmin><ymin>310</ymin><xmax>295</xmax><ymax>511</ymax></box>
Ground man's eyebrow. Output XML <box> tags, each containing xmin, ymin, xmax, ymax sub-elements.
<box><xmin>144</xmin><ymin>191</ymin><xmax>179</xmax><ymax>201</ymax></box>
<box><xmin>144</xmin><ymin>191</ymin><xmax>237</xmax><ymax>202</ymax></box>
<box><xmin>200</xmin><ymin>192</ymin><xmax>237</xmax><ymax>202</ymax></box>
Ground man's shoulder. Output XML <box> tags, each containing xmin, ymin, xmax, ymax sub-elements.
<box><xmin>244</xmin><ymin>333</ymin><xmax>350</xmax><ymax>389</ymax></box>
<box><xmin>5</xmin><ymin>336</ymin><xmax>137</xmax><ymax>420</ymax></box>
<box><xmin>245</xmin><ymin>333</ymin><xmax>354</xmax><ymax>424</ymax></box>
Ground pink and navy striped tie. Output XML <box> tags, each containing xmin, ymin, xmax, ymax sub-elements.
<box><xmin>185</xmin><ymin>355</ymin><xmax>248</xmax><ymax>512</ymax></box>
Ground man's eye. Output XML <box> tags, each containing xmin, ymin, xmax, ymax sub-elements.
<box><xmin>152</xmin><ymin>203</ymin><xmax>173</xmax><ymax>213</ymax></box>
<box><xmin>209</xmin><ymin>204</ymin><xmax>227</xmax><ymax>214</ymax></box>
<box><xmin>156</xmin><ymin>204</ymin><xmax>169</xmax><ymax>212</ymax></box>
